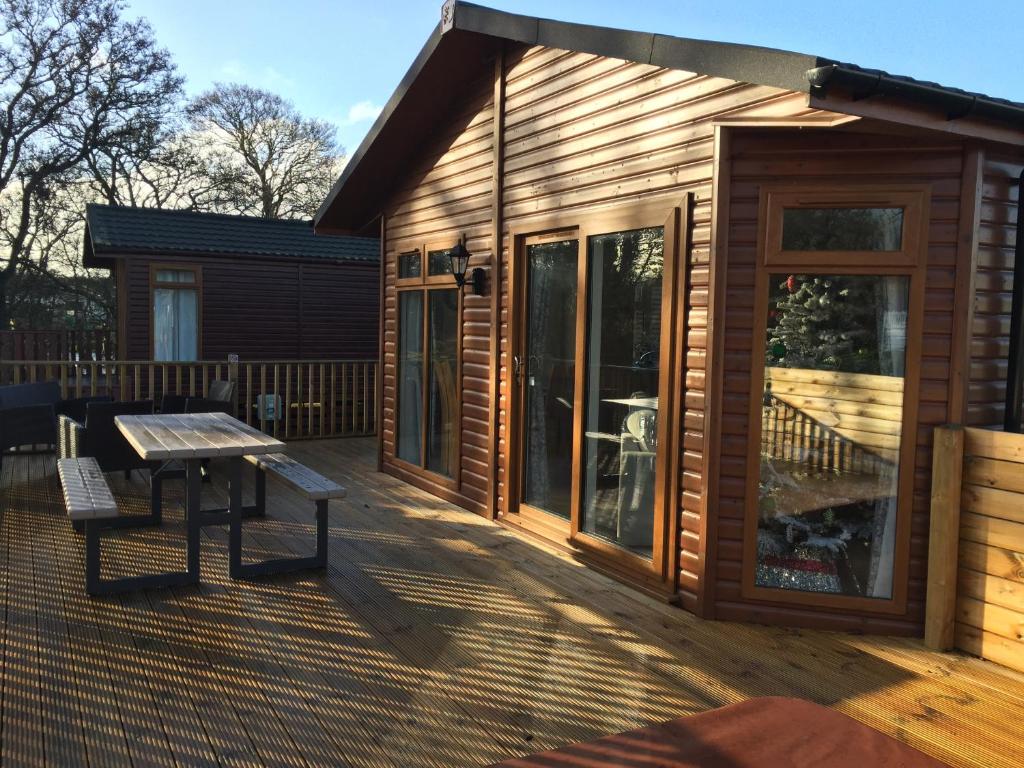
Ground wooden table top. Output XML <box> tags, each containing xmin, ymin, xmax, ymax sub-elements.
<box><xmin>116</xmin><ymin>412</ymin><xmax>286</xmax><ymax>460</ymax></box>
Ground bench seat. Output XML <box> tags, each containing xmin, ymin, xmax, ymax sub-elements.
<box><xmin>245</xmin><ymin>452</ymin><xmax>346</xmax><ymax>500</ymax></box>
<box><xmin>57</xmin><ymin>457</ymin><xmax>119</xmax><ymax>521</ymax></box>
<box><xmin>231</xmin><ymin>452</ymin><xmax>343</xmax><ymax>579</ymax></box>
<box><xmin>57</xmin><ymin>456</ymin><xmax>199</xmax><ymax>596</ymax></box>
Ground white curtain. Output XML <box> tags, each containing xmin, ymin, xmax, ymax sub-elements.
<box><xmin>154</xmin><ymin>288</ymin><xmax>198</xmax><ymax>361</ymax></box>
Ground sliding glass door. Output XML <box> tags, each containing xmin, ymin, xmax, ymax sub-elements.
<box><xmin>519</xmin><ymin>237</ymin><xmax>579</xmax><ymax>520</ymax></box>
<box><xmin>580</xmin><ymin>227</ymin><xmax>664</xmax><ymax>558</ymax></box>
<box><xmin>511</xmin><ymin>206</ymin><xmax>681</xmax><ymax>583</ymax></box>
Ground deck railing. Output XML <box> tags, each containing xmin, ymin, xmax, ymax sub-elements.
<box><xmin>0</xmin><ymin>328</ymin><xmax>116</xmax><ymax>361</ymax></box>
<box><xmin>0</xmin><ymin>359</ymin><xmax>378</xmax><ymax>440</ymax></box>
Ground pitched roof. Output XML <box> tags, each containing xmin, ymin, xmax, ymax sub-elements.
<box><xmin>84</xmin><ymin>204</ymin><xmax>379</xmax><ymax>267</ymax></box>
<box><xmin>315</xmin><ymin>1</ymin><xmax>1024</xmax><ymax>231</ymax></box>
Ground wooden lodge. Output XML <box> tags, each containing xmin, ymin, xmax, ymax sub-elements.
<box><xmin>84</xmin><ymin>204</ymin><xmax>380</xmax><ymax>362</ymax></box>
<box><xmin>313</xmin><ymin>1</ymin><xmax>1024</xmax><ymax>645</ymax></box>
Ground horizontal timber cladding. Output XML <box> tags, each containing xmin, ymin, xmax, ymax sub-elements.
<box><xmin>968</xmin><ymin>153</ymin><xmax>1023</xmax><ymax>428</ymax></box>
<box><xmin>717</xmin><ymin>129</ymin><xmax>966</xmax><ymax>634</ymax></box>
<box><xmin>492</xmin><ymin>43</ymin><xmax>844</xmax><ymax>610</ymax></box>
<box><xmin>956</xmin><ymin>428</ymin><xmax>1024</xmax><ymax>673</ymax></box>
<box><xmin>381</xmin><ymin>68</ymin><xmax>495</xmax><ymax>513</ymax></box>
<box><xmin>120</xmin><ymin>254</ymin><xmax>378</xmax><ymax>361</ymax></box>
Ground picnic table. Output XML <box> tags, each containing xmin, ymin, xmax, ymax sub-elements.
<box><xmin>116</xmin><ymin>411</ymin><xmax>285</xmax><ymax>580</ymax></box>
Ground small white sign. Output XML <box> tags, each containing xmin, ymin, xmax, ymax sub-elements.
<box><xmin>227</xmin><ymin>353</ymin><xmax>239</xmax><ymax>364</ymax></box>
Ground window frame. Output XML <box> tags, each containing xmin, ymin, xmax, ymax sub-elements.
<box><xmin>505</xmin><ymin>200</ymin><xmax>688</xmax><ymax>590</ymax></box>
<box><xmin>149</xmin><ymin>263</ymin><xmax>202</xmax><ymax>361</ymax></box>
<box><xmin>392</xmin><ymin>240</ymin><xmax>463</xmax><ymax>489</ymax></box>
<box><xmin>763</xmin><ymin>186</ymin><xmax>927</xmax><ymax>268</ymax></box>
<box><xmin>740</xmin><ymin>183</ymin><xmax>931</xmax><ymax>615</ymax></box>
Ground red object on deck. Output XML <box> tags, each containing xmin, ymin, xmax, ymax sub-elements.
<box><xmin>489</xmin><ymin>697</ymin><xmax>948</xmax><ymax>767</ymax></box>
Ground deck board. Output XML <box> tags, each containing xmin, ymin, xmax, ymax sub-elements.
<box><xmin>2</xmin><ymin>437</ymin><xmax>1023</xmax><ymax>767</ymax></box>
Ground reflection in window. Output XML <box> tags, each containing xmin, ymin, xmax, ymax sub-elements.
<box><xmin>581</xmin><ymin>227</ymin><xmax>664</xmax><ymax>557</ymax></box>
<box><xmin>397</xmin><ymin>292</ymin><xmax>424</xmax><ymax>464</ymax></box>
<box><xmin>757</xmin><ymin>274</ymin><xmax>908</xmax><ymax>599</ymax></box>
<box><xmin>399</xmin><ymin>251</ymin><xmax>422</xmax><ymax>279</ymax></box>
<box><xmin>522</xmin><ymin>240</ymin><xmax>579</xmax><ymax>519</ymax></box>
<box><xmin>427</xmin><ymin>248</ymin><xmax>453</xmax><ymax>277</ymax></box>
<box><xmin>782</xmin><ymin>208</ymin><xmax>903</xmax><ymax>251</ymax></box>
<box><xmin>426</xmin><ymin>290</ymin><xmax>458</xmax><ymax>477</ymax></box>
<box><xmin>156</xmin><ymin>269</ymin><xmax>196</xmax><ymax>283</ymax></box>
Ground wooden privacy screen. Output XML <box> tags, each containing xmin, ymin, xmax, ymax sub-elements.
<box><xmin>761</xmin><ymin>367</ymin><xmax>903</xmax><ymax>473</ymax></box>
<box><xmin>926</xmin><ymin>426</ymin><xmax>1024</xmax><ymax>673</ymax></box>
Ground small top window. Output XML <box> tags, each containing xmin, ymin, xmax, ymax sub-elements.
<box><xmin>781</xmin><ymin>207</ymin><xmax>903</xmax><ymax>252</ymax></box>
<box><xmin>427</xmin><ymin>248</ymin><xmax>453</xmax><ymax>277</ymax></box>
<box><xmin>155</xmin><ymin>269</ymin><xmax>196</xmax><ymax>283</ymax></box>
<box><xmin>398</xmin><ymin>251</ymin><xmax>422</xmax><ymax>279</ymax></box>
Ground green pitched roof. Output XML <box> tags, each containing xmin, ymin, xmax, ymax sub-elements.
<box><xmin>85</xmin><ymin>204</ymin><xmax>379</xmax><ymax>265</ymax></box>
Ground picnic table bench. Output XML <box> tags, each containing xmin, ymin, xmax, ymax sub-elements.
<box><xmin>233</xmin><ymin>452</ymin><xmax>346</xmax><ymax>578</ymax></box>
<box><xmin>58</xmin><ymin>457</ymin><xmax>199</xmax><ymax>595</ymax></box>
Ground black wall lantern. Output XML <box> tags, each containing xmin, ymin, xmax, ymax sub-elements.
<box><xmin>450</xmin><ymin>235</ymin><xmax>486</xmax><ymax>296</ymax></box>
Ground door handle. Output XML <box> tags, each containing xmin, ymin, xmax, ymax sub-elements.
<box><xmin>512</xmin><ymin>354</ymin><xmax>523</xmax><ymax>385</ymax></box>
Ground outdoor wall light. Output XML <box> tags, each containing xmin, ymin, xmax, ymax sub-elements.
<box><xmin>450</xmin><ymin>235</ymin><xmax>486</xmax><ymax>296</ymax></box>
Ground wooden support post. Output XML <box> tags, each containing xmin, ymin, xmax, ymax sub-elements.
<box><xmin>925</xmin><ymin>424</ymin><xmax>965</xmax><ymax>650</ymax></box>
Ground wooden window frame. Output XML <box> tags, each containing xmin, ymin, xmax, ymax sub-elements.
<box><xmin>505</xmin><ymin>200</ymin><xmax>688</xmax><ymax>593</ymax></box>
<box><xmin>149</xmin><ymin>263</ymin><xmax>202</xmax><ymax>361</ymax></box>
<box><xmin>763</xmin><ymin>186</ymin><xmax>926</xmax><ymax>268</ymax></box>
<box><xmin>392</xmin><ymin>240</ymin><xmax>464</xmax><ymax>490</ymax></box>
<box><xmin>740</xmin><ymin>183</ymin><xmax>930</xmax><ymax>615</ymax></box>
<box><xmin>396</xmin><ymin>249</ymin><xmax>423</xmax><ymax>284</ymax></box>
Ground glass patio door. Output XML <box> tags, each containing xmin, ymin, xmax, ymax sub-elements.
<box><xmin>510</xmin><ymin>207</ymin><xmax>680</xmax><ymax>584</ymax></box>
<box><xmin>518</xmin><ymin>236</ymin><xmax>579</xmax><ymax>520</ymax></box>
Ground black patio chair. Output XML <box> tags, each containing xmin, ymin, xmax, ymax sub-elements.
<box><xmin>160</xmin><ymin>380</ymin><xmax>236</xmax><ymax>416</ymax></box>
<box><xmin>58</xmin><ymin>399</ymin><xmax>156</xmax><ymax>477</ymax></box>
<box><xmin>0</xmin><ymin>382</ymin><xmax>60</xmax><ymax>466</ymax></box>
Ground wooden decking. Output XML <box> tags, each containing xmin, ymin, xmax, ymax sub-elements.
<box><xmin>1</xmin><ymin>438</ymin><xmax>1023</xmax><ymax>767</ymax></box>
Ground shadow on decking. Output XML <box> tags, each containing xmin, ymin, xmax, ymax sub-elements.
<box><xmin>1</xmin><ymin>439</ymin><xmax>1021</xmax><ymax>768</ymax></box>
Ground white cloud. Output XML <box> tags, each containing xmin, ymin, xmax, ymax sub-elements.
<box><xmin>339</xmin><ymin>100</ymin><xmax>383</xmax><ymax>126</ymax></box>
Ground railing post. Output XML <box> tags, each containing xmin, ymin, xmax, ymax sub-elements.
<box><xmin>925</xmin><ymin>424</ymin><xmax>965</xmax><ymax>650</ymax></box>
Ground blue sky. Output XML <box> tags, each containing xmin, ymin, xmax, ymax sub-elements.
<box><xmin>124</xmin><ymin>0</ymin><xmax>1024</xmax><ymax>157</ymax></box>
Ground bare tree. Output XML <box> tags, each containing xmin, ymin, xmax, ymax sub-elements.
<box><xmin>0</xmin><ymin>0</ymin><xmax>181</xmax><ymax>328</ymax></box>
<box><xmin>187</xmin><ymin>83</ymin><xmax>343</xmax><ymax>219</ymax></box>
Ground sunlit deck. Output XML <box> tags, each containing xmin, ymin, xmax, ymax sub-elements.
<box><xmin>2</xmin><ymin>437</ymin><xmax>1022</xmax><ymax>767</ymax></box>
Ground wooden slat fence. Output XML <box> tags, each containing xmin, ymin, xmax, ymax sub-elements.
<box><xmin>926</xmin><ymin>426</ymin><xmax>1024</xmax><ymax>673</ymax></box>
<box><xmin>0</xmin><ymin>329</ymin><xmax>116</xmax><ymax>361</ymax></box>
<box><xmin>0</xmin><ymin>359</ymin><xmax>377</xmax><ymax>440</ymax></box>
<box><xmin>761</xmin><ymin>366</ymin><xmax>904</xmax><ymax>472</ymax></box>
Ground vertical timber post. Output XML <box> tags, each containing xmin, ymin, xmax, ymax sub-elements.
<box><xmin>925</xmin><ymin>424</ymin><xmax>965</xmax><ymax>650</ymax></box>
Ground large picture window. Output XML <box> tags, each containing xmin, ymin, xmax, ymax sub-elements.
<box><xmin>395</xmin><ymin>245</ymin><xmax>460</xmax><ymax>481</ymax></box>
<box><xmin>757</xmin><ymin>274</ymin><xmax>908</xmax><ymax>599</ymax></box>
<box><xmin>152</xmin><ymin>267</ymin><xmax>199</xmax><ymax>361</ymax></box>
<box><xmin>745</xmin><ymin>185</ymin><xmax>926</xmax><ymax>613</ymax></box>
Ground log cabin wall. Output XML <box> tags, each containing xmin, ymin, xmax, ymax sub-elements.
<box><xmin>716</xmin><ymin>129</ymin><xmax>967</xmax><ymax>634</ymax></box>
<box><xmin>380</xmin><ymin>70</ymin><xmax>495</xmax><ymax>512</ymax></box>
<box><xmin>968</xmin><ymin>153</ymin><xmax>1024</xmax><ymax>427</ymax></box>
<box><xmin>119</xmin><ymin>254</ymin><xmax>379</xmax><ymax>361</ymax></box>
<box><xmin>493</xmin><ymin>45</ymin><xmax>843</xmax><ymax>611</ymax></box>
<box><xmin>373</xmin><ymin>39</ymin><xmax>1022</xmax><ymax>624</ymax></box>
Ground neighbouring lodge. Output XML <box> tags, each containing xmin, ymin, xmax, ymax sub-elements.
<box><xmin>314</xmin><ymin>2</ymin><xmax>1024</xmax><ymax>635</ymax></box>
<box><xmin>84</xmin><ymin>204</ymin><xmax>380</xmax><ymax>362</ymax></box>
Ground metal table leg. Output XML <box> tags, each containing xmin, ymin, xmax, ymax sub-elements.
<box><xmin>82</xmin><ymin>461</ymin><xmax>202</xmax><ymax>596</ymax></box>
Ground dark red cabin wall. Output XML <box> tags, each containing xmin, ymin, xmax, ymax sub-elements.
<box><xmin>117</xmin><ymin>254</ymin><xmax>379</xmax><ymax>361</ymax></box>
